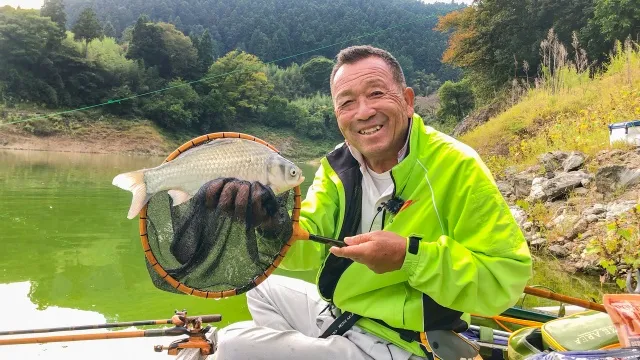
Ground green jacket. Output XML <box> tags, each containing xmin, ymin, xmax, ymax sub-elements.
<box><xmin>281</xmin><ymin>114</ymin><xmax>532</xmax><ymax>356</ymax></box>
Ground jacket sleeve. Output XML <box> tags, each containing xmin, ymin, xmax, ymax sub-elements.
<box><xmin>279</xmin><ymin>158</ymin><xmax>338</xmax><ymax>271</ymax></box>
<box><xmin>400</xmin><ymin>155</ymin><xmax>532</xmax><ymax>316</ymax></box>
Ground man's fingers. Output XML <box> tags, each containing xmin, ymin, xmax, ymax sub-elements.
<box><xmin>329</xmin><ymin>245</ymin><xmax>363</xmax><ymax>261</ymax></box>
<box><xmin>344</xmin><ymin>233</ymin><xmax>373</xmax><ymax>246</ymax></box>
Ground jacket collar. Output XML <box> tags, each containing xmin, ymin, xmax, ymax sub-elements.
<box><xmin>391</xmin><ymin>113</ymin><xmax>426</xmax><ymax>197</ymax></box>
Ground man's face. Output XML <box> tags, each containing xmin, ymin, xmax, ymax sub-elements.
<box><xmin>331</xmin><ymin>56</ymin><xmax>414</xmax><ymax>164</ymax></box>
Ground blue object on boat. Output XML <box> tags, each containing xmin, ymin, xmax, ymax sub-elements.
<box><xmin>527</xmin><ymin>347</ymin><xmax>640</xmax><ymax>359</ymax></box>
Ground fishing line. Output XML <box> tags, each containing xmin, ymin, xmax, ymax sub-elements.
<box><xmin>0</xmin><ymin>14</ymin><xmax>439</xmax><ymax>127</ymax></box>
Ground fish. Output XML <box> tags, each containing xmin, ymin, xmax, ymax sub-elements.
<box><xmin>112</xmin><ymin>138</ymin><xmax>305</xmax><ymax>219</ymax></box>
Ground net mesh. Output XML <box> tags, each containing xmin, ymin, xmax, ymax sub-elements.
<box><xmin>144</xmin><ymin>177</ymin><xmax>294</xmax><ymax>297</ymax></box>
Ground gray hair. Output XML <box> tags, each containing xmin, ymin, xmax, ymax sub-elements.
<box><xmin>330</xmin><ymin>45</ymin><xmax>407</xmax><ymax>90</ymax></box>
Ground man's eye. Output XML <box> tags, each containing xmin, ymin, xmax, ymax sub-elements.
<box><xmin>340</xmin><ymin>100</ymin><xmax>353</xmax><ymax>107</ymax></box>
<box><xmin>370</xmin><ymin>91</ymin><xmax>384</xmax><ymax>97</ymax></box>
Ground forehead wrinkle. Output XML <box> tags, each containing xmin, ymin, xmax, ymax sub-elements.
<box><xmin>334</xmin><ymin>68</ymin><xmax>396</xmax><ymax>99</ymax></box>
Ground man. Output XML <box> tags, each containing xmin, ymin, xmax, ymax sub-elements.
<box><xmin>212</xmin><ymin>45</ymin><xmax>532</xmax><ymax>360</ymax></box>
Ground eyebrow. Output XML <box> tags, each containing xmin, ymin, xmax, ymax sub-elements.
<box><xmin>335</xmin><ymin>78</ymin><xmax>388</xmax><ymax>100</ymax></box>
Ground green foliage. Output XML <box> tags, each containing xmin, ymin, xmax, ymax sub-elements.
<box><xmin>201</xmin><ymin>50</ymin><xmax>272</xmax><ymax>126</ymax></box>
<box><xmin>592</xmin><ymin>0</ymin><xmax>640</xmax><ymax>44</ymax></box>
<box><xmin>437</xmin><ymin>79</ymin><xmax>474</xmax><ymax>122</ymax></box>
<box><xmin>39</xmin><ymin>0</ymin><xmax>66</xmax><ymax>40</ymax></box>
<box><xmin>72</xmin><ymin>7</ymin><xmax>103</xmax><ymax>47</ymax></box>
<box><xmin>126</xmin><ymin>16</ymin><xmax>170</xmax><ymax>77</ymax></box>
<box><xmin>103</xmin><ymin>21</ymin><xmax>116</xmax><ymax>38</ymax></box>
<box><xmin>412</xmin><ymin>71</ymin><xmax>441</xmax><ymax>97</ymax></box>
<box><xmin>125</xmin><ymin>18</ymin><xmax>198</xmax><ymax>80</ymax></box>
<box><xmin>64</xmin><ymin>0</ymin><xmax>461</xmax><ymax>80</ymax></box>
<box><xmin>300</xmin><ymin>57</ymin><xmax>334</xmax><ymax>95</ymax></box>
<box><xmin>265</xmin><ymin>63</ymin><xmax>310</xmax><ymax>99</ymax></box>
<box><xmin>194</xmin><ymin>29</ymin><xmax>214</xmax><ymax>75</ymax></box>
<box><xmin>142</xmin><ymin>80</ymin><xmax>200</xmax><ymax>130</ymax></box>
<box><xmin>587</xmin><ymin>206</ymin><xmax>640</xmax><ymax>289</ymax></box>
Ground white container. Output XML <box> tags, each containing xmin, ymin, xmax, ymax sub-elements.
<box><xmin>609</xmin><ymin>120</ymin><xmax>640</xmax><ymax>146</ymax></box>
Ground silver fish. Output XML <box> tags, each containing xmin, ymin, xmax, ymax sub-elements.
<box><xmin>112</xmin><ymin>138</ymin><xmax>304</xmax><ymax>219</ymax></box>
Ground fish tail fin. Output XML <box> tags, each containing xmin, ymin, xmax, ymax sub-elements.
<box><xmin>112</xmin><ymin>170</ymin><xmax>150</xmax><ymax>219</ymax></box>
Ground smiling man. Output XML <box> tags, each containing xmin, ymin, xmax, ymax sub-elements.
<box><xmin>212</xmin><ymin>45</ymin><xmax>532</xmax><ymax>360</ymax></box>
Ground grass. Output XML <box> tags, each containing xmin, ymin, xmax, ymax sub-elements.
<box><xmin>460</xmin><ymin>41</ymin><xmax>640</xmax><ymax>178</ymax></box>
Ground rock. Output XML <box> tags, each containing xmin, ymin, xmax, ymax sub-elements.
<box><xmin>563</xmin><ymin>152</ymin><xmax>586</xmax><ymax>172</ymax></box>
<box><xmin>573</xmin><ymin>188</ymin><xmax>589</xmax><ymax>196</ymax></box>
<box><xmin>530</xmin><ymin>237</ymin><xmax>547</xmax><ymax>250</ymax></box>
<box><xmin>585</xmin><ymin>214</ymin><xmax>599</xmax><ymax>223</ymax></box>
<box><xmin>549</xmin><ymin>244</ymin><xmax>570</xmax><ymax>258</ymax></box>
<box><xmin>527</xmin><ymin>171</ymin><xmax>592</xmax><ymax>202</ymax></box>
<box><xmin>512</xmin><ymin>175</ymin><xmax>534</xmax><ymax>199</ymax></box>
<box><xmin>566</xmin><ymin>218</ymin><xmax>588</xmax><ymax>240</ymax></box>
<box><xmin>583</xmin><ymin>204</ymin><xmax>606</xmax><ymax>216</ymax></box>
<box><xmin>606</xmin><ymin>200</ymin><xmax>637</xmax><ymax>219</ymax></box>
<box><xmin>539</xmin><ymin>151</ymin><xmax>570</xmax><ymax>173</ymax></box>
<box><xmin>504</xmin><ymin>166</ymin><xmax>518</xmax><ymax>178</ymax></box>
<box><xmin>510</xmin><ymin>206</ymin><xmax>527</xmax><ymax>227</ymax></box>
<box><xmin>595</xmin><ymin>165</ymin><xmax>640</xmax><ymax>194</ymax></box>
<box><xmin>522</xmin><ymin>221</ymin><xmax>533</xmax><ymax>232</ymax></box>
<box><xmin>497</xmin><ymin>180</ymin><xmax>514</xmax><ymax>198</ymax></box>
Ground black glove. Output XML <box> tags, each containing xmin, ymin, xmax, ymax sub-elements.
<box><xmin>200</xmin><ymin>178</ymin><xmax>279</xmax><ymax>227</ymax></box>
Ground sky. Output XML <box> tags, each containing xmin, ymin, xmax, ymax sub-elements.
<box><xmin>1</xmin><ymin>0</ymin><xmax>473</xmax><ymax>10</ymax></box>
<box><xmin>0</xmin><ymin>0</ymin><xmax>42</xmax><ymax>9</ymax></box>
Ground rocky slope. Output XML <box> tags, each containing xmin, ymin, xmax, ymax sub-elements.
<box><xmin>502</xmin><ymin>148</ymin><xmax>640</xmax><ymax>275</ymax></box>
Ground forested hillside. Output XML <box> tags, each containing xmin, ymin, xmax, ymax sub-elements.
<box><xmin>0</xmin><ymin>0</ymin><xmax>462</xmax><ymax>143</ymax></box>
<box><xmin>62</xmin><ymin>0</ymin><xmax>462</xmax><ymax>78</ymax></box>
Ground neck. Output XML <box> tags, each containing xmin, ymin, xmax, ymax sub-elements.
<box><xmin>364</xmin><ymin>157</ymin><xmax>397</xmax><ymax>174</ymax></box>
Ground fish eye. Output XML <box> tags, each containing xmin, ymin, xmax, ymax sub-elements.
<box><xmin>289</xmin><ymin>168</ymin><xmax>297</xmax><ymax>177</ymax></box>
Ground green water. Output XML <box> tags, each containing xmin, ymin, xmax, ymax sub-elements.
<box><xmin>0</xmin><ymin>149</ymin><xmax>318</xmax><ymax>330</ymax></box>
<box><xmin>0</xmin><ymin>149</ymin><xmax>617</xmax><ymax>347</ymax></box>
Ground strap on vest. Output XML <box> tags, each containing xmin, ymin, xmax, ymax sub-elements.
<box><xmin>318</xmin><ymin>311</ymin><xmax>480</xmax><ymax>360</ymax></box>
<box><xmin>318</xmin><ymin>311</ymin><xmax>362</xmax><ymax>338</ymax></box>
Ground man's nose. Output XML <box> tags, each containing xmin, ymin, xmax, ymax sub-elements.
<box><xmin>354</xmin><ymin>98</ymin><xmax>376</xmax><ymax>121</ymax></box>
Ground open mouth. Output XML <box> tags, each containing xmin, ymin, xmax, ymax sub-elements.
<box><xmin>358</xmin><ymin>125</ymin><xmax>382</xmax><ymax>135</ymax></box>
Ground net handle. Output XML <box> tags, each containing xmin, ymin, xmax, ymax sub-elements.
<box><xmin>138</xmin><ymin>132</ymin><xmax>309</xmax><ymax>299</ymax></box>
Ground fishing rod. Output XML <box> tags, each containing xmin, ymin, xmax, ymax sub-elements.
<box><xmin>524</xmin><ymin>286</ymin><xmax>606</xmax><ymax>312</ymax></box>
<box><xmin>0</xmin><ymin>314</ymin><xmax>221</xmax><ymax>336</ymax></box>
<box><xmin>0</xmin><ymin>310</ymin><xmax>221</xmax><ymax>357</ymax></box>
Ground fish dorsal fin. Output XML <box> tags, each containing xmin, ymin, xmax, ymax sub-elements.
<box><xmin>178</xmin><ymin>138</ymin><xmax>244</xmax><ymax>157</ymax></box>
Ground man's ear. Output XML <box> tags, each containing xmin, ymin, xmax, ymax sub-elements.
<box><xmin>403</xmin><ymin>87</ymin><xmax>415</xmax><ymax>117</ymax></box>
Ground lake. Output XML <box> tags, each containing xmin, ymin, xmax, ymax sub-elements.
<box><xmin>0</xmin><ymin>148</ymin><xmax>615</xmax><ymax>359</ymax></box>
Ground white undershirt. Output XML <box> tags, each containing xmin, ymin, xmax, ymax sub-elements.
<box><xmin>360</xmin><ymin>167</ymin><xmax>394</xmax><ymax>234</ymax></box>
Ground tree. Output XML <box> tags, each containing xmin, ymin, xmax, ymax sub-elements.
<box><xmin>72</xmin><ymin>8</ymin><xmax>103</xmax><ymax>56</ymax></box>
<box><xmin>592</xmin><ymin>0</ymin><xmax>640</xmax><ymax>44</ymax></box>
<box><xmin>195</xmin><ymin>29</ymin><xmax>215</xmax><ymax>75</ymax></box>
<box><xmin>201</xmin><ymin>50</ymin><xmax>273</xmax><ymax>127</ymax></box>
<box><xmin>412</xmin><ymin>71</ymin><xmax>441</xmax><ymax>97</ymax></box>
<box><xmin>435</xmin><ymin>0</ymin><xmax>594</xmax><ymax>103</ymax></box>
<box><xmin>142</xmin><ymin>80</ymin><xmax>201</xmax><ymax>130</ymax></box>
<box><xmin>40</xmin><ymin>0</ymin><xmax>66</xmax><ymax>39</ymax></box>
<box><xmin>437</xmin><ymin>80</ymin><xmax>474</xmax><ymax>122</ymax></box>
<box><xmin>300</xmin><ymin>56</ymin><xmax>334</xmax><ymax>94</ymax></box>
<box><xmin>157</xmin><ymin>22</ymin><xmax>198</xmax><ymax>80</ymax></box>
<box><xmin>0</xmin><ymin>7</ymin><xmax>64</xmax><ymax>104</ymax></box>
<box><xmin>126</xmin><ymin>16</ymin><xmax>170</xmax><ymax>77</ymax></box>
<box><xmin>103</xmin><ymin>21</ymin><xmax>116</xmax><ymax>38</ymax></box>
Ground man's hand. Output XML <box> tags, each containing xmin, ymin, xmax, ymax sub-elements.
<box><xmin>329</xmin><ymin>231</ymin><xmax>407</xmax><ymax>274</ymax></box>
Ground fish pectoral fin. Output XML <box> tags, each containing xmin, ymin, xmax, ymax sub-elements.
<box><xmin>167</xmin><ymin>189</ymin><xmax>193</xmax><ymax>206</ymax></box>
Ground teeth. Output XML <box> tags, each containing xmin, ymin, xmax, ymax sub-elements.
<box><xmin>359</xmin><ymin>125</ymin><xmax>382</xmax><ymax>135</ymax></box>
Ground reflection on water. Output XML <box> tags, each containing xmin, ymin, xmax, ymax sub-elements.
<box><xmin>0</xmin><ymin>282</ymin><xmax>183</xmax><ymax>359</ymax></box>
